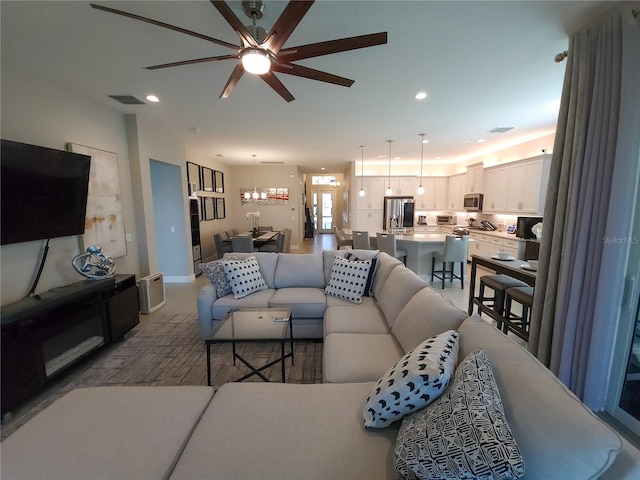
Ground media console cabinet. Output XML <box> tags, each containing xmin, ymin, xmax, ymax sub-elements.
<box><xmin>1</xmin><ymin>274</ymin><xmax>139</xmax><ymax>417</ymax></box>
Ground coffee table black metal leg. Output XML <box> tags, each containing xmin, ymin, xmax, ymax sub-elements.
<box><xmin>289</xmin><ymin>320</ymin><xmax>294</xmax><ymax>365</ymax></box>
<box><xmin>232</xmin><ymin>341</ymin><xmax>236</xmax><ymax>366</ymax></box>
<box><xmin>206</xmin><ymin>341</ymin><xmax>212</xmax><ymax>386</ymax></box>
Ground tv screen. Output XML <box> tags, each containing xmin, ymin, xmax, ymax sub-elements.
<box><xmin>1</xmin><ymin>139</ymin><xmax>91</xmax><ymax>245</ymax></box>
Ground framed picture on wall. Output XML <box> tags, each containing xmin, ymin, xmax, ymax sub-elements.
<box><xmin>202</xmin><ymin>167</ymin><xmax>214</xmax><ymax>192</ymax></box>
<box><xmin>215</xmin><ymin>197</ymin><xmax>226</xmax><ymax>219</ymax></box>
<box><xmin>187</xmin><ymin>162</ymin><xmax>201</xmax><ymax>191</ymax></box>
<box><xmin>214</xmin><ymin>170</ymin><xmax>224</xmax><ymax>193</ymax></box>
<box><xmin>203</xmin><ymin>197</ymin><xmax>214</xmax><ymax>220</ymax></box>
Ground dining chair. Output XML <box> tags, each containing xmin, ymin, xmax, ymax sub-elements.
<box><xmin>214</xmin><ymin>233</ymin><xmax>232</xmax><ymax>258</ymax></box>
<box><xmin>224</xmin><ymin>229</ymin><xmax>235</xmax><ymax>240</ymax></box>
<box><xmin>281</xmin><ymin>228</ymin><xmax>291</xmax><ymax>253</ymax></box>
<box><xmin>231</xmin><ymin>236</ymin><xmax>254</xmax><ymax>253</ymax></box>
<box><xmin>260</xmin><ymin>231</ymin><xmax>282</xmax><ymax>252</ymax></box>
<box><xmin>352</xmin><ymin>230</ymin><xmax>370</xmax><ymax>250</ymax></box>
<box><xmin>431</xmin><ymin>235</ymin><xmax>469</xmax><ymax>289</ymax></box>
<box><xmin>376</xmin><ymin>232</ymin><xmax>407</xmax><ymax>264</ymax></box>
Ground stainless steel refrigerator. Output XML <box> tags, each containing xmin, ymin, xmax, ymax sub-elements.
<box><xmin>383</xmin><ymin>196</ymin><xmax>415</xmax><ymax>231</ymax></box>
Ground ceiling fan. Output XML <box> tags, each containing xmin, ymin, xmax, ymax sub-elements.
<box><xmin>91</xmin><ymin>0</ymin><xmax>388</xmax><ymax>102</ymax></box>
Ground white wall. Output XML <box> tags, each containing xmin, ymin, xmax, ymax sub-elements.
<box><xmin>0</xmin><ymin>63</ymin><xmax>139</xmax><ymax>304</ymax></box>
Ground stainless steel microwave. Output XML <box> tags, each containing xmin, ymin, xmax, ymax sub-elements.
<box><xmin>464</xmin><ymin>193</ymin><xmax>483</xmax><ymax>211</ymax></box>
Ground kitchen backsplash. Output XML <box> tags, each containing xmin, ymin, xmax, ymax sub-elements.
<box><xmin>414</xmin><ymin>210</ymin><xmax>519</xmax><ymax>231</ymax></box>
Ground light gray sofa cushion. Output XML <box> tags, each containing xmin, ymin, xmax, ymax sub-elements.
<box><xmin>372</xmin><ymin>252</ymin><xmax>403</xmax><ymax>299</ymax></box>
<box><xmin>375</xmin><ymin>267</ymin><xmax>428</xmax><ymax>328</ymax></box>
<box><xmin>322</xmin><ymin>249</ymin><xmax>379</xmax><ymax>285</ymax></box>
<box><xmin>324</xmin><ymin>305</ymin><xmax>390</xmax><ymax>336</ymax></box>
<box><xmin>269</xmin><ymin>287</ymin><xmax>326</xmax><ymax>318</ymax></box>
<box><xmin>274</xmin><ymin>253</ymin><xmax>325</xmax><ymax>288</ymax></box>
<box><xmin>326</xmin><ymin>294</ymin><xmax>376</xmax><ymax>307</ymax></box>
<box><xmin>222</xmin><ymin>251</ymin><xmax>279</xmax><ymax>288</ymax></box>
<box><xmin>391</xmin><ymin>286</ymin><xmax>469</xmax><ymax>352</ymax></box>
<box><xmin>170</xmin><ymin>382</ymin><xmax>399</xmax><ymax>480</ymax></box>
<box><xmin>1</xmin><ymin>386</ymin><xmax>215</xmax><ymax>480</ymax></box>
<box><xmin>211</xmin><ymin>289</ymin><xmax>276</xmax><ymax>320</ymax></box>
<box><xmin>459</xmin><ymin>314</ymin><xmax>623</xmax><ymax>479</ymax></box>
<box><xmin>324</xmin><ymin>333</ymin><xmax>404</xmax><ymax>383</ymax></box>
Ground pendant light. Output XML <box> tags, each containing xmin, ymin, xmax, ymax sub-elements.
<box><xmin>385</xmin><ymin>140</ymin><xmax>393</xmax><ymax>196</ymax></box>
<box><xmin>417</xmin><ymin>133</ymin><xmax>426</xmax><ymax>195</ymax></box>
<box><xmin>358</xmin><ymin>146</ymin><xmax>366</xmax><ymax>197</ymax></box>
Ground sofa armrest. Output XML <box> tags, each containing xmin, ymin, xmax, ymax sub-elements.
<box><xmin>197</xmin><ymin>284</ymin><xmax>217</xmax><ymax>338</ymax></box>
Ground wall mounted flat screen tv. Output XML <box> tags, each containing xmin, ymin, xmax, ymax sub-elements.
<box><xmin>1</xmin><ymin>139</ymin><xmax>92</xmax><ymax>245</ymax></box>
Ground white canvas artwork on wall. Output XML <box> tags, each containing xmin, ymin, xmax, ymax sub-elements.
<box><xmin>67</xmin><ymin>143</ymin><xmax>127</xmax><ymax>258</ymax></box>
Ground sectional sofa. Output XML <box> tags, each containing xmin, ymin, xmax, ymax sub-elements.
<box><xmin>2</xmin><ymin>251</ymin><xmax>639</xmax><ymax>479</ymax></box>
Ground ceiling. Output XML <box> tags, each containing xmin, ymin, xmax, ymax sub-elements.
<box><xmin>1</xmin><ymin>1</ymin><xmax>614</xmax><ymax>173</ymax></box>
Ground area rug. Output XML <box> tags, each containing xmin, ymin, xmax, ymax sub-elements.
<box><xmin>1</xmin><ymin>313</ymin><xmax>323</xmax><ymax>440</ymax></box>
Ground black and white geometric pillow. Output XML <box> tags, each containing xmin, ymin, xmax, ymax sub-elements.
<box><xmin>344</xmin><ymin>252</ymin><xmax>378</xmax><ymax>297</ymax></box>
<box><xmin>395</xmin><ymin>348</ymin><xmax>525</xmax><ymax>480</ymax></box>
<box><xmin>222</xmin><ymin>256</ymin><xmax>268</xmax><ymax>299</ymax></box>
<box><xmin>363</xmin><ymin>330</ymin><xmax>459</xmax><ymax>429</ymax></box>
<box><xmin>324</xmin><ymin>255</ymin><xmax>372</xmax><ymax>304</ymax></box>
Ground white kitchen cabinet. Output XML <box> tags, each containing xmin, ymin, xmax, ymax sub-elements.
<box><xmin>469</xmin><ymin>232</ymin><xmax>523</xmax><ymax>261</ymax></box>
<box><xmin>387</xmin><ymin>177</ymin><xmax>418</xmax><ymax>196</ymax></box>
<box><xmin>355</xmin><ymin>209</ymin><xmax>383</xmax><ymax>231</ymax></box>
<box><xmin>415</xmin><ymin>177</ymin><xmax>448</xmax><ymax>210</ymax></box>
<box><xmin>506</xmin><ymin>157</ymin><xmax>546</xmax><ymax>213</ymax></box>
<box><xmin>356</xmin><ymin>177</ymin><xmax>386</xmax><ymax>210</ymax></box>
<box><xmin>484</xmin><ymin>155</ymin><xmax>549</xmax><ymax>214</ymax></box>
<box><xmin>447</xmin><ymin>174</ymin><xmax>466</xmax><ymax>210</ymax></box>
<box><xmin>466</xmin><ymin>163</ymin><xmax>484</xmax><ymax>193</ymax></box>
<box><xmin>482</xmin><ymin>166</ymin><xmax>509</xmax><ymax>212</ymax></box>
<box><xmin>434</xmin><ymin>177</ymin><xmax>449</xmax><ymax>210</ymax></box>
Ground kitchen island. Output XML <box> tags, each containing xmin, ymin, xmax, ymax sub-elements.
<box><xmin>345</xmin><ymin>230</ymin><xmax>463</xmax><ymax>275</ymax></box>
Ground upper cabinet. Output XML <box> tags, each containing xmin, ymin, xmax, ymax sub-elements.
<box><xmin>387</xmin><ymin>177</ymin><xmax>418</xmax><ymax>196</ymax></box>
<box><xmin>483</xmin><ymin>155</ymin><xmax>550</xmax><ymax>214</ymax></box>
<box><xmin>415</xmin><ymin>177</ymin><xmax>448</xmax><ymax>210</ymax></box>
<box><xmin>448</xmin><ymin>174</ymin><xmax>466</xmax><ymax>210</ymax></box>
<box><xmin>356</xmin><ymin>176</ymin><xmax>386</xmax><ymax>210</ymax></box>
<box><xmin>465</xmin><ymin>163</ymin><xmax>484</xmax><ymax>193</ymax></box>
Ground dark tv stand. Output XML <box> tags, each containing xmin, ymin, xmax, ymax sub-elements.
<box><xmin>1</xmin><ymin>274</ymin><xmax>139</xmax><ymax>417</ymax></box>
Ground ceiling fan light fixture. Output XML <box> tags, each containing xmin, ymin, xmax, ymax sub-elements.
<box><xmin>241</xmin><ymin>48</ymin><xmax>271</xmax><ymax>75</ymax></box>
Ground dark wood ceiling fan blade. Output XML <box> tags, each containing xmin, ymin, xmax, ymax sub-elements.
<box><xmin>263</xmin><ymin>1</ymin><xmax>314</xmax><ymax>54</ymax></box>
<box><xmin>210</xmin><ymin>1</ymin><xmax>257</xmax><ymax>47</ymax></box>
<box><xmin>260</xmin><ymin>72</ymin><xmax>295</xmax><ymax>102</ymax></box>
<box><xmin>146</xmin><ymin>54</ymin><xmax>237</xmax><ymax>70</ymax></box>
<box><xmin>90</xmin><ymin>3</ymin><xmax>239</xmax><ymax>50</ymax></box>
<box><xmin>271</xmin><ymin>63</ymin><xmax>354</xmax><ymax>87</ymax></box>
<box><xmin>278</xmin><ymin>32</ymin><xmax>387</xmax><ymax>62</ymax></box>
<box><xmin>219</xmin><ymin>64</ymin><xmax>245</xmax><ymax>99</ymax></box>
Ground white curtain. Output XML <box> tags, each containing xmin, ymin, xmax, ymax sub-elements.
<box><xmin>529</xmin><ymin>7</ymin><xmax>640</xmax><ymax>403</ymax></box>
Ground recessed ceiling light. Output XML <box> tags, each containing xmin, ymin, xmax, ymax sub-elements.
<box><xmin>146</xmin><ymin>95</ymin><xmax>159</xmax><ymax>102</ymax></box>
<box><xmin>321</xmin><ymin>167</ymin><xmax>325</xmax><ymax>170</ymax></box>
<box><xmin>422</xmin><ymin>139</ymin><xmax>429</xmax><ymax>144</ymax></box>
<box><xmin>415</xmin><ymin>91</ymin><xmax>428</xmax><ymax>100</ymax></box>
<box><xmin>476</xmin><ymin>139</ymin><xmax>486</xmax><ymax>143</ymax></box>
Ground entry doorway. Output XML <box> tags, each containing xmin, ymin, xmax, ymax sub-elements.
<box><xmin>312</xmin><ymin>190</ymin><xmax>334</xmax><ymax>234</ymax></box>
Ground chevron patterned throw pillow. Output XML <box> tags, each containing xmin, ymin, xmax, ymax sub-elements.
<box><xmin>363</xmin><ymin>330</ymin><xmax>459</xmax><ymax>429</ymax></box>
<box><xmin>395</xmin><ymin>348</ymin><xmax>525</xmax><ymax>480</ymax></box>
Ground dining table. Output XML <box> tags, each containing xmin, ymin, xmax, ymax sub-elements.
<box><xmin>468</xmin><ymin>254</ymin><xmax>537</xmax><ymax>315</ymax></box>
<box><xmin>225</xmin><ymin>231</ymin><xmax>279</xmax><ymax>251</ymax></box>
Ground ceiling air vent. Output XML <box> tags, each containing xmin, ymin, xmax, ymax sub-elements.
<box><xmin>109</xmin><ymin>95</ymin><xmax>146</xmax><ymax>105</ymax></box>
<box><xmin>489</xmin><ymin>126</ymin><xmax>515</xmax><ymax>133</ymax></box>
<box><xmin>260</xmin><ymin>161</ymin><xmax>285</xmax><ymax>165</ymax></box>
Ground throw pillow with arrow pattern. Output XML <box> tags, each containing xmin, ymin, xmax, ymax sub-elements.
<box><xmin>363</xmin><ymin>330</ymin><xmax>459</xmax><ymax>429</ymax></box>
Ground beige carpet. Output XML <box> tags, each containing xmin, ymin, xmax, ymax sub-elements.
<box><xmin>1</xmin><ymin>313</ymin><xmax>323</xmax><ymax>440</ymax></box>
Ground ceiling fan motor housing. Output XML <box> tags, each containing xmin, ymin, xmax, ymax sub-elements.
<box><xmin>242</xmin><ymin>1</ymin><xmax>265</xmax><ymax>20</ymax></box>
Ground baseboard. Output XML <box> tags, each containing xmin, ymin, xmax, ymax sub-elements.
<box><xmin>163</xmin><ymin>274</ymin><xmax>196</xmax><ymax>284</ymax></box>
